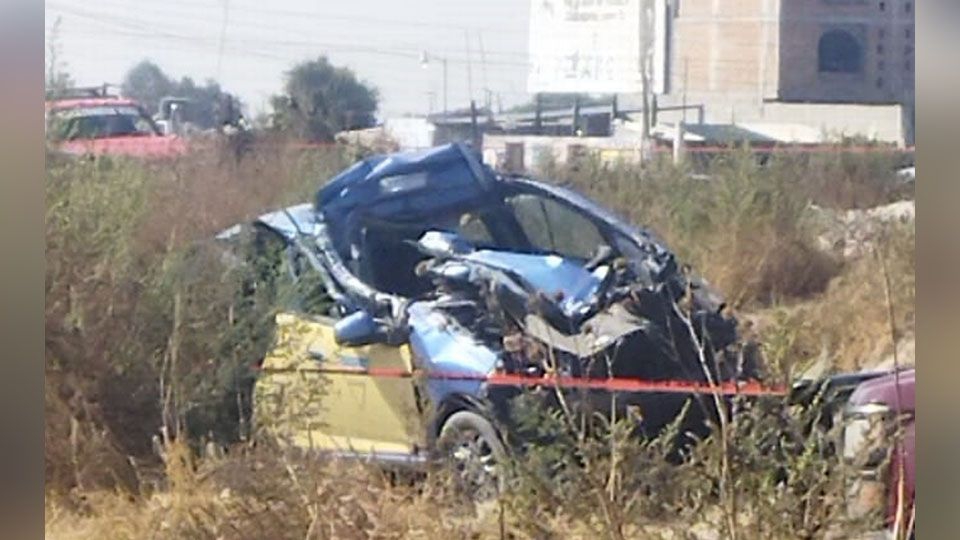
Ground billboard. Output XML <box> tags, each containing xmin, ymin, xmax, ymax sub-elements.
<box><xmin>527</xmin><ymin>0</ymin><xmax>643</xmax><ymax>94</ymax></box>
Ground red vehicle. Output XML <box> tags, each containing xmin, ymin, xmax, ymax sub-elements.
<box><xmin>45</xmin><ymin>86</ymin><xmax>187</xmax><ymax>159</ymax></box>
<box><xmin>843</xmin><ymin>368</ymin><xmax>915</xmax><ymax>538</ymax></box>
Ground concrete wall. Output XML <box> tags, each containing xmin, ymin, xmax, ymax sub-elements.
<box><xmin>655</xmin><ymin>0</ymin><xmax>914</xmax><ymax>143</ymax></box>
<box><xmin>666</xmin><ymin>0</ymin><xmax>914</xmax><ymax>106</ymax></box>
<box><xmin>777</xmin><ymin>0</ymin><xmax>914</xmax><ymax>105</ymax></box>
<box><xmin>757</xmin><ymin>101</ymin><xmax>907</xmax><ymax>143</ymax></box>
<box><xmin>652</xmin><ymin>100</ymin><xmax>906</xmax><ymax>144</ymax></box>
<box><xmin>383</xmin><ymin>117</ymin><xmax>435</xmax><ymax>151</ymax></box>
<box><xmin>669</xmin><ymin>0</ymin><xmax>781</xmax><ymax>100</ymax></box>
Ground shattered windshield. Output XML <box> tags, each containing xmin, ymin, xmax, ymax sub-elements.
<box><xmin>444</xmin><ymin>210</ymin><xmax>496</xmax><ymax>246</ymax></box>
<box><xmin>506</xmin><ymin>192</ymin><xmax>608</xmax><ymax>260</ymax></box>
<box><xmin>49</xmin><ymin>105</ymin><xmax>161</xmax><ymax>140</ymax></box>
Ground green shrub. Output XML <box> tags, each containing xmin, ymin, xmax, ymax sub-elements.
<box><xmin>44</xmin><ymin>144</ymin><xmax>348</xmax><ymax>495</ymax></box>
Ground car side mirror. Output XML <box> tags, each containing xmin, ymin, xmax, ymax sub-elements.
<box><xmin>333</xmin><ymin>310</ymin><xmax>381</xmax><ymax>347</ymax></box>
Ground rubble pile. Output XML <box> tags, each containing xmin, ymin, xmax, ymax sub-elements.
<box><xmin>810</xmin><ymin>199</ymin><xmax>914</xmax><ymax>260</ymax></box>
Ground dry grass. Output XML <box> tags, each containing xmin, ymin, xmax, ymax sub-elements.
<box><xmin>751</xmin><ymin>221</ymin><xmax>915</xmax><ymax>374</ymax></box>
<box><xmin>45</xmin><ymin>439</ymin><xmax>510</xmax><ymax>540</ymax></box>
<box><xmin>552</xmin><ymin>151</ymin><xmax>872</xmax><ymax>308</ymax></box>
<box><xmin>548</xmin><ymin>151</ymin><xmax>914</xmax><ymax>373</ymax></box>
<box><xmin>45</xmin><ymin>142</ymin><xmax>913</xmax><ymax>538</ymax></box>
<box><xmin>45</xmin><ymin>144</ymin><xmax>349</xmax><ymax>495</ymax></box>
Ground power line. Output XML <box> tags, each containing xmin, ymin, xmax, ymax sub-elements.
<box><xmin>56</xmin><ymin>1</ymin><xmax>778</xmax><ymax>71</ymax></box>
<box><xmin>51</xmin><ymin>2</ymin><xmax>799</xmax><ymax>75</ymax></box>
<box><xmin>59</xmin><ymin>26</ymin><xmax>533</xmax><ymax>91</ymax></box>
<box><xmin>59</xmin><ymin>25</ymin><xmax>535</xmax><ymax>100</ymax></box>
<box><xmin>51</xmin><ymin>2</ymin><xmax>797</xmax><ymax>114</ymax></box>
<box><xmin>48</xmin><ymin>4</ymin><xmax>534</xmax><ymax>68</ymax></box>
<box><xmin>70</xmin><ymin>0</ymin><xmax>530</xmax><ymax>36</ymax></box>
<box><xmin>47</xmin><ymin>2</ymin><xmax>533</xmax><ymax>62</ymax></box>
<box><xmin>55</xmin><ymin>14</ymin><xmax>778</xmax><ymax>92</ymax></box>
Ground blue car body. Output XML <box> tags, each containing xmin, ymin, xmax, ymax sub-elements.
<box><xmin>232</xmin><ymin>143</ymin><xmax>742</xmax><ymax>458</ymax></box>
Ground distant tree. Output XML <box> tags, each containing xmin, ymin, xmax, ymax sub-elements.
<box><xmin>174</xmin><ymin>76</ymin><xmax>237</xmax><ymax>129</ymax></box>
<box><xmin>45</xmin><ymin>17</ymin><xmax>74</xmax><ymax>98</ymax></box>
<box><xmin>121</xmin><ymin>61</ymin><xmax>176</xmax><ymax>112</ymax></box>
<box><xmin>269</xmin><ymin>57</ymin><xmax>378</xmax><ymax>141</ymax></box>
<box><xmin>121</xmin><ymin>60</ymin><xmax>242</xmax><ymax>130</ymax></box>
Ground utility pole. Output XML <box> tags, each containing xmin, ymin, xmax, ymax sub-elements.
<box><xmin>572</xmin><ymin>95</ymin><xmax>581</xmax><ymax>136</ymax></box>
<box><xmin>651</xmin><ymin>94</ymin><xmax>659</xmax><ymax>127</ymax></box>
<box><xmin>478</xmin><ymin>31</ymin><xmax>489</xmax><ymax>105</ymax></box>
<box><xmin>215</xmin><ymin>0</ymin><xmax>231</xmax><ymax>81</ymax></box>
<box><xmin>682</xmin><ymin>57</ymin><xmax>689</xmax><ymax>124</ymax></box>
<box><xmin>638</xmin><ymin>0</ymin><xmax>654</xmax><ymax>158</ymax></box>
<box><xmin>470</xmin><ymin>99</ymin><xmax>480</xmax><ymax>149</ymax></box>
<box><xmin>673</xmin><ymin>120</ymin><xmax>685</xmax><ymax>165</ymax></box>
<box><xmin>534</xmin><ymin>93</ymin><xmax>543</xmax><ymax>134</ymax></box>
<box><xmin>464</xmin><ymin>29</ymin><xmax>474</xmax><ymax>104</ymax></box>
<box><xmin>443</xmin><ymin>57</ymin><xmax>448</xmax><ymax>114</ymax></box>
<box><xmin>421</xmin><ymin>51</ymin><xmax>449</xmax><ymax>115</ymax></box>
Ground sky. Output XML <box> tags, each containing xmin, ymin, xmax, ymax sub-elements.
<box><xmin>44</xmin><ymin>0</ymin><xmax>533</xmax><ymax>118</ymax></box>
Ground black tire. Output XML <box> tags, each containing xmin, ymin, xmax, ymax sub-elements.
<box><xmin>436</xmin><ymin>410</ymin><xmax>507</xmax><ymax>503</ymax></box>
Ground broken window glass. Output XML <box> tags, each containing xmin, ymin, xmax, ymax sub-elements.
<box><xmin>506</xmin><ymin>193</ymin><xmax>607</xmax><ymax>260</ymax></box>
<box><xmin>453</xmin><ymin>211</ymin><xmax>495</xmax><ymax>245</ymax></box>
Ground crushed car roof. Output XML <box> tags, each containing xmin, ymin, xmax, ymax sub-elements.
<box><xmin>316</xmin><ymin>143</ymin><xmax>495</xmax><ymax>218</ymax></box>
<box><xmin>314</xmin><ymin>143</ymin><xmax>668</xmax><ymax>247</ymax></box>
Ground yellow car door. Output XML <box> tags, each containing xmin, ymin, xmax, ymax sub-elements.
<box><xmin>254</xmin><ymin>311</ymin><xmax>424</xmax><ymax>457</ymax></box>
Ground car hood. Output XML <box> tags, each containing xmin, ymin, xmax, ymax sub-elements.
<box><xmin>440</xmin><ymin>249</ymin><xmax>608</xmax><ymax>320</ymax></box>
<box><xmin>56</xmin><ymin>134</ymin><xmax>188</xmax><ymax>158</ymax></box>
<box><xmin>847</xmin><ymin>368</ymin><xmax>915</xmax><ymax>413</ymax></box>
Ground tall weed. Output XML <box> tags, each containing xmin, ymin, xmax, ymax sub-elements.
<box><xmin>45</xmin><ymin>145</ymin><xmax>348</xmax><ymax>496</ymax></box>
<box><xmin>549</xmin><ymin>151</ymin><xmax>851</xmax><ymax>307</ymax></box>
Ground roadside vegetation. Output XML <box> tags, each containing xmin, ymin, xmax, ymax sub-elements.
<box><xmin>545</xmin><ymin>149</ymin><xmax>914</xmax><ymax>374</ymax></box>
<box><xmin>45</xmin><ymin>142</ymin><xmax>914</xmax><ymax>538</ymax></box>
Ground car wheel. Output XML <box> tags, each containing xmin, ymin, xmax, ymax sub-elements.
<box><xmin>436</xmin><ymin>410</ymin><xmax>506</xmax><ymax>503</ymax></box>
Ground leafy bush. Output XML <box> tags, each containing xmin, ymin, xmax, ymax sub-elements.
<box><xmin>495</xmin><ymin>389</ymin><xmax>877</xmax><ymax>540</ymax></box>
<box><xmin>44</xmin><ymin>145</ymin><xmax>349</xmax><ymax>496</ymax></box>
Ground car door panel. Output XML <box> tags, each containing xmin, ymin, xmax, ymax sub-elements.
<box><xmin>255</xmin><ymin>312</ymin><xmax>423</xmax><ymax>456</ymax></box>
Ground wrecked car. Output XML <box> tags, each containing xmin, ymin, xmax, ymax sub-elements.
<box><xmin>842</xmin><ymin>368</ymin><xmax>915</xmax><ymax>538</ymax></box>
<box><xmin>45</xmin><ymin>86</ymin><xmax>188</xmax><ymax>159</ymax></box>
<box><xmin>228</xmin><ymin>143</ymin><xmax>752</xmax><ymax>495</ymax></box>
